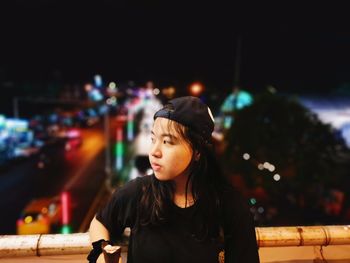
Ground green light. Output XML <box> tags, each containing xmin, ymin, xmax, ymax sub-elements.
<box><xmin>115</xmin><ymin>142</ymin><xmax>124</xmax><ymax>156</ymax></box>
<box><xmin>127</xmin><ymin>121</ymin><xmax>134</xmax><ymax>140</ymax></box>
<box><xmin>250</xmin><ymin>198</ymin><xmax>257</xmax><ymax>205</ymax></box>
<box><xmin>61</xmin><ymin>224</ymin><xmax>72</xmax><ymax>234</ymax></box>
<box><xmin>127</xmin><ymin>121</ymin><xmax>134</xmax><ymax>131</ymax></box>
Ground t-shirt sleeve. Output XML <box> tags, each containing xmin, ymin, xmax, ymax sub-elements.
<box><xmin>95</xmin><ymin>177</ymin><xmax>144</xmax><ymax>241</ymax></box>
<box><xmin>222</xmin><ymin>188</ymin><xmax>260</xmax><ymax>263</ymax></box>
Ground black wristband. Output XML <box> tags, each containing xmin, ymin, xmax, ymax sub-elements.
<box><xmin>87</xmin><ymin>239</ymin><xmax>112</xmax><ymax>262</ymax></box>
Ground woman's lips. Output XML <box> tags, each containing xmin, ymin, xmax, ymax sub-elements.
<box><xmin>151</xmin><ymin>162</ymin><xmax>162</xmax><ymax>171</ymax></box>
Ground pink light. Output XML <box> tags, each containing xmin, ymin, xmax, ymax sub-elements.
<box><xmin>16</xmin><ymin>219</ymin><xmax>24</xmax><ymax>226</ymax></box>
<box><xmin>84</xmin><ymin>83</ymin><xmax>93</xmax><ymax>92</ymax></box>
<box><xmin>66</xmin><ymin>129</ymin><xmax>80</xmax><ymax>138</ymax></box>
<box><xmin>128</xmin><ymin>112</ymin><xmax>134</xmax><ymax>121</ymax></box>
<box><xmin>116</xmin><ymin>127</ymin><xmax>123</xmax><ymax>142</ymax></box>
<box><xmin>61</xmin><ymin>191</ymin><xmax>70</xmax><ymax>225</ymax></box>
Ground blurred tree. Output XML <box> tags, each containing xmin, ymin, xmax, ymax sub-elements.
<box><xmin>222</xmin><ymin>90</ymin><xmax>350</xmax><ymax>225</ymax></box>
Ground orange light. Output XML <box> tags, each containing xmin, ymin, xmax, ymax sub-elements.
<box><xmin>162</xmin><ymin>86</ymin><xmax>176</xmax><ymax>99</ymax></box>
<box><xmin>189</xmin><ymin>82</ymin><xmax>204</xmax><ymax>96</ymax></box>
<box><xmin>84</xmin><ymin>83</ymin><xmax>93</xmax><ymax>92</ymax></box>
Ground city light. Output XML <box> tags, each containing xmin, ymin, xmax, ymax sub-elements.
<box><xmin>108</xmin><ymin>82</ymin><xmax>116</xmax><ymax>89</ymax></box>
<box><xmin>263</xmin><ymin>162</ymin><xmax>270</xmax><ymax>169</ymax></box>
<box><xmin>153</xmin><ymin>88</ymin><xmax>160</xmax><ymax>95</ymax></box>
<box><xmin>127</xmin><ymin>112</ymin><xmax>134</xmax><ymax>141</ymax></box>
<box><xmin>107</xmin><ymin>82</ymin><xmax>118</xmax><ymax>96</ymax></box>
<box><xmin>106</xmin><ymin>97</ymin><xmax>117</xmax><ymax>106</ymax></box>
<box><xmin>162</xmin><ymin>86</ymin><xmax>176</xmax><ymax>99</ymax></box>
<box><xmin>24</xmin><ymin>216</ymin><xmax>33</xmax><ymax>224</ymax></box>
<box><xmin>84</xmin><ymin>83</ymin><xmax>93</xmax><ymax>92</ymax></box>
<box><xmin>60</xmin><ymin>190</ymin><xmax>73</xmax><ymax>234</ymax></box>
<box><xmin>263</xmin><ymin>162</ymin><xmax>276</xmax><ymax>172</ymax></box>
<box><xmin>94</xmin><ymin>74</ymin><xmax>103</xmax><ymax>88</ymax></box>
<box><xmin>258</xmin><ymin>163</ymin><xmax>264</xmax><ymax>170</ymax></box>
<box><xmin>243</xmin><ymin>153</ymin><xmax>250</xmax><ymax>160</ymax></box>
<box><xmin>268</xmin><ymin>164</ymin><xmax>276</xmax><ymax>172</ymax></box>
<box><xmin>258</xmin><ymin>207</ymin><xmax>265</xmax><ymax>214</ymax></box>
<box><xmin>250</xmin><ymin>198</ymin><xmax>257</xmax><ymax>205</ymax></box>
<box><xmin>189</xmin><ymin>82</ymin><xmax>204</xmax><ymax>96</ymax></box>
<box><xmin>273</xmin><ymin>174</ymin><xmax>281</xmax><ymax>181</ymax></box>
<box><xmin>61</xmin><ymin>191</ymin><xmax>70</xmax><ymax>225</ymax></box>
<box><xmin>115</xmin><ymin>126</ymin><xmax>124</xmax><ymax>171</ymax></box>
<box><xmin>61</xmin><ymin>225</ymin><xmax>72</xmax><ymax>234</ymax></box>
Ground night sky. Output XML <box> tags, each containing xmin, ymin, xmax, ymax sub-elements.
<box><xmin>1</xmin><ymin>1</ymin><xmax>350</xmax><ymax>100</ymax></box>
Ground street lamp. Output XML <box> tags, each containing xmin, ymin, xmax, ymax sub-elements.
<box><xmin>189</xmin><ymin>82</ymin><xmax>204</xmax><ymax>96</ymax></box>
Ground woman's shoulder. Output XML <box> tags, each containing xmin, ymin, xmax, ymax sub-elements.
<box><xmin>112</xmin><ymin>175</ymin><xmax>152</xmax><ymax>200</ymax></box>
<box><xmin>125</xmin><ymin>174</ymin><xmax>152</xmax><ymax>188</ymax></box>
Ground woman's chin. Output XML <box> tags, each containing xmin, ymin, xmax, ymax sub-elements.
<box><xmin>153</xmin><ymin>172</ymin><xmax>169</xmax><ymax>181</ymax></box>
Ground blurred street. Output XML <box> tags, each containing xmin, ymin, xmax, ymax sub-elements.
<box><xmin>0</xmin><ymin>125</ymin><xmax>106</xmax><ymax>234</ymax></box>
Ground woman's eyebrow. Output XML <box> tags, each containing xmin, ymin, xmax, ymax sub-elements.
<box><xmin>151</xmin><ymin>131</ymin><xmax>177</xmax><ymax>139</ymax></box>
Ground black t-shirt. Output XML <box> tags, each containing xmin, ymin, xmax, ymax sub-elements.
<box><xmin>96</xmin><ymin>176</ymin><xmax>260</xmax><ymax>263</ymax></box>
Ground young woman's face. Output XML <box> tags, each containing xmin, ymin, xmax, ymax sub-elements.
<box><xmin>149</xmin><ymin>117</ymin><xmax>193</xmax><ymax>181</ymax></box>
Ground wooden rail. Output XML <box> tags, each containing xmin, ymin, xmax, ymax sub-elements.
<box><xmin>1</xmin><ymin>225</ymin><xmax>350</xmax><ymax>258</ymax></box>
<box><xmin>255</xmin><ymin>225</ymin><xmax>350</xmax><ymax>247</ymax></box>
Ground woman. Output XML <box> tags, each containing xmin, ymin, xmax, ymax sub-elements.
<box><xmin>88</xmin><ymin>96</ymin><xmax>260</xmax><ymax>262</ymax></box>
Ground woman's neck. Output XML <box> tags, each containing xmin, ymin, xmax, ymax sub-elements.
<box><xmin>173</xmin><ymin>193</ymin><xmax>195</xmax><ymax>208</ymax></box>
<box><xmin>173</xmin><ymin>174</ymin><xmax>194</xmax><ymax>208</ymax></box>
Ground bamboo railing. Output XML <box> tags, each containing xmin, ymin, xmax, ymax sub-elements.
<box><xmin>0</xmin><ymin>225</ymin><xmax>350</xmax><ymax>258</ymax></box>
<box><xmin>255</xmin><ymin>225</ymin><xmax>350</xmax><ymax>247</ymax></box>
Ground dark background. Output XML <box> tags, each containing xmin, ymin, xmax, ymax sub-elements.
<box><xmin>1</xmin><ymin>1</ymin><xmax>350</xmax><ymax>102</ymax></box>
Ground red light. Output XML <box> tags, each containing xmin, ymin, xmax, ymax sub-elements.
<box><xmin>116</xmin><ymin>127</ymin><xmax>123</xmax><ymax>142</ymax></box>
<box><xmin>41</xmin><ymin>216</ymin><xmax>49</xmax><ymax>225</ymax></box>
<box><xmin>16</xmin><ymin>219</ymin><xmax>24</xmax><ymax>226</ymax></box>
<box><xmin>61</xmin><ymin>191</ymin><xmax>70</xmax><ymax>225</ymax></box>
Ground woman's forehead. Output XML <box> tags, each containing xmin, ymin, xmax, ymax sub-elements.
<box><xmin>153</xmin><ymin>117</ymin><xmax>184</xmax><ymax>136</ymax></box>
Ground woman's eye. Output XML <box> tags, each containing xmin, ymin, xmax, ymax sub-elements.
<box><xmin>163</xmin><ymin>140</ymin><xmax>172</xmax><ymax>145</ymax></box>
<box><xmin>151</xmin><ymin>138</ymin><xmax>155</xmax><ymax>143</ymax></box>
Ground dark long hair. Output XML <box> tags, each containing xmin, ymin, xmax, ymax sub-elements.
<box><xmin>136</xmin><ymin>119</ymin><xmax>229</xmax><ymax>239</ymax></box>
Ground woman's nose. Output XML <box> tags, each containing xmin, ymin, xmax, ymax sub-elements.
<box><xmin>150</xmin><ymin>143</ymin><xmax>162</xmax><ymax>158</ymax></box>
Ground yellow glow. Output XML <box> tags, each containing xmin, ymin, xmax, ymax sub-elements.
<box><xmin>108</xmin><ymin>82</ymin><xmax>116</xmax><ymax>89</ymax></box>
<box><xmin>24</xmin><ymin>216</ymin><xmax>33</xmax><ymax>224</ymax></box>
<box><xmin>162</xmin><ymin>86</ymin><xmax>176</xmax><ymax>98</ymax></box>
<box><xmin>190</xmin><ymin>82</ymin><xmax>204</xmax><ymax>95</ymax></box>
<box><xmin>153</xmin><ymin>88</ymin><xmax>160</xmax><ymax>95</ymax></box>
